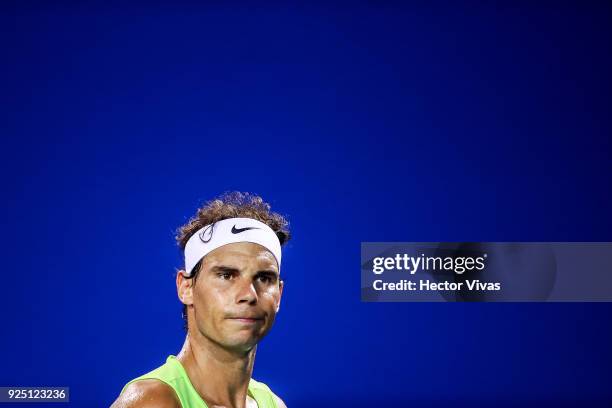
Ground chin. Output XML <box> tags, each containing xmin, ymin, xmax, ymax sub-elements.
<box><xmin>221</xmin><ymin>333</ymin><xmax>261</xmax><ymax>351</ymax></box>
<box><xmin>223</xmin><ymin>340</ymin><xmax>259</xmax><ymax>353</ymax></box>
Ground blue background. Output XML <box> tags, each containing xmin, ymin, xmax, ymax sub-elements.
<box><xmin>1</xmin><ymin>2</ymin><xmax>611</xmax><ymax>407</ymax></box>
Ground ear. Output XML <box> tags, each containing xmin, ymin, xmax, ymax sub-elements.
<box><xmin>176</xmin><ymin>269</ymin><xmax>194</xmax><ymax>306</ymax></box>
<box><xmin>276</xmin><ymin>279</ymin><xmax>284</xmax><ymax>313</ymax></box>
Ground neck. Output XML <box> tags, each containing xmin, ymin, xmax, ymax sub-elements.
<box><xmin>176</xmin><ymin>331</ymin><xmax>256</xmax><ymax>408</ymax></box>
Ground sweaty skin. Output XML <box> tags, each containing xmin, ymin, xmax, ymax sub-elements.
<box><xmin>111</xmin><ymin>242</ymin><xmax>287</xmax><ymax>408</ymax></box>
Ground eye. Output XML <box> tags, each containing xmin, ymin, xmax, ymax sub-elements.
<box><xmin>218</xmin><ymin>272</ymin><xmax>234</xmax><ymax>280</ymax></box>
<box><xmin>256</xmin><ymin>273</ymin><xmax>276</xmax><ymax>284</ymax></box>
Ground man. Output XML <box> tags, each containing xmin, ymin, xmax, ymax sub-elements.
<box><xmin>111</xmin><ymin>192</ymin><xmax>290</xmax><ymax>408</ymax></box>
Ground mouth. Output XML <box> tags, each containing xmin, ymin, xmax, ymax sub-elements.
<box><xmin>228</xmin><ymin>317</ymin><xmax>263</xmax><ymax>327</ymax></box>
<box><xmin>227</xmin><ymin>316</ymin><xmax>264</xmax><ymax>324</ymax></box>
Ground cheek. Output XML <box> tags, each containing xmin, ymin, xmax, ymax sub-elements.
<box><xmin>194</xmin><ymin>285</ymin><xmax>226</xmax><ymax>315</ymax></box>
<box><xmin>260</xmin><ymin>287</ymin><xmax>281</xmax><ymax>307</ymax></box>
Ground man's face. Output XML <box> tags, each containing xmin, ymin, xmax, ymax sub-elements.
<box><xmin>182</xmin><ymin>242</ymin><xmax>283</xmax><ymax>353</ymax></box>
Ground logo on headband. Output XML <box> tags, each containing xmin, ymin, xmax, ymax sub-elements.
<box><xmin>231</xmin><ymin>225</ymin><xmax>260</xmax><ymax>234</ymax></box>
<box><xmin>199</xmin><ymin>224</ymin><xmax>215</xmax><ymax>243</ymax></box>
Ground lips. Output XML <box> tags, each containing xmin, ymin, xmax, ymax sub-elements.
<box><xmin>228</xmin><ymin>317</ymin><xmax>264</xmax><ymax>321</ymax></box>
<box><xmin>227</xmin><ymin>317</ymin><xmax>264</xmax><ymax>326</ymax></box>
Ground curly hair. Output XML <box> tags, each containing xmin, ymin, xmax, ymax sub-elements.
<box><xmin>176</xmin><ymin>191</ymin><xmax>291</xmax><ymax>331</ymax></box>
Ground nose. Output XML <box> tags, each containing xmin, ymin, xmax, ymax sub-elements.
<box><xmin>236</xmin><ymin>277</ymin><xmax>258</xmax><ymax>305</ymax></box>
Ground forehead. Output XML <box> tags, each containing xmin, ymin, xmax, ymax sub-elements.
<box><xmin>202</xmin><ymin>242</ymin><xmax>278</xmax><ymax>269</ymax></box>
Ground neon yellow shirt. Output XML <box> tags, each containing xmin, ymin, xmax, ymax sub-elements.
<box><xmin>121</xmin><ymin>355</ymin><xmax>278</xmax><ymax>408</ymax></box>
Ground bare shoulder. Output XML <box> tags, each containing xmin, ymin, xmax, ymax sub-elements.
<box><xmin>271</xmin><ymin>391</ymin><xmax>287</xmax><ymax>408</ymax></box>
<box><xmin>110</xmin><ymin>380</ymin><xmax>181</xmax><ymax>408</ymax></box>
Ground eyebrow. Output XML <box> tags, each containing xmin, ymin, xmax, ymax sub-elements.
<box><xmin>210</xmin><ymin>265</ymin><xmax>240</xmax><ymax>274</ymax></box>
<box><xmin>256</xmin><ymin>269</ymin><xmax>280</xmax><ymax>277</ymax></box>
<box><xmin>210</xmin><ymin>265</ymin><xmax>279</xmax><ymax>277</ymax></box>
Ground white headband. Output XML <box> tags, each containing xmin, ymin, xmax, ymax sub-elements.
<box><xmin>184</xmin><ymin>217</ymin><xmax>282</xmax><ymax>276</ymax></box>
